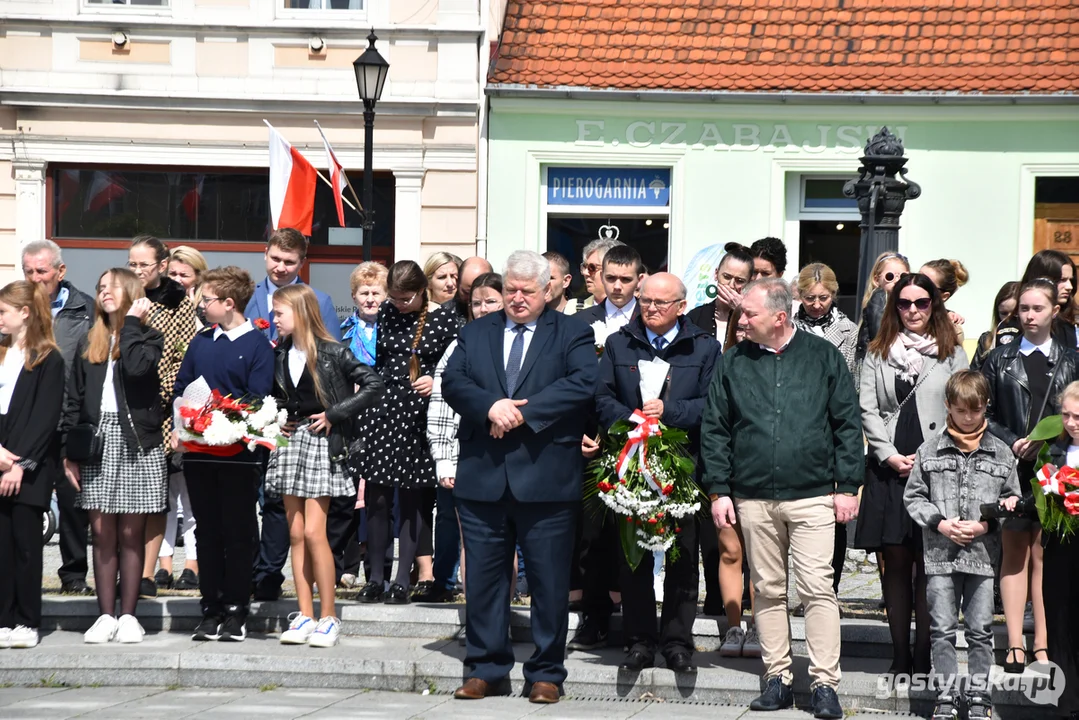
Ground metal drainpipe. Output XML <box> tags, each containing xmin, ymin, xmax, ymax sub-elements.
<box><xmin>474</xmin><ymin>0</ymin><xmax>491</xmax><ymax>259</ymax></box>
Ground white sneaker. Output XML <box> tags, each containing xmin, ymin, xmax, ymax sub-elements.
<box><xmin>9</xmin><ymin>626</ymin><xmax>38</xmax><ymax>649</ymax></box>
<box><xmin>307</xmin><ymin>616</ymin><xmax>341</xmax><ymax>648</ymax></box>
<box><xmin>279</xmin><ymin>613</ymin><xmax>316</xmax><ymax>645</ymax></box>
<box><xmin>741</xmin><ymin>625</ymin><xmax>762</xmax><ymax>658</ymax></box>
<box><xmin>115</xmin><ymin>615</ymin><xmax>145</xmax><ymax>644</ymax></box>
<box><xmin>84</xmin><ymin>614</ymin><xmax>118</xmax><ymax>644</ymax></box>
<box><xmin>0</xmin><ymin>627</ymin><xmax>11</xmax><ymax>649</ymax></box>
<box><xmin>719</xmin><ymin>625</ymin><xmax>746</xmax><ymax>657</ymax></box>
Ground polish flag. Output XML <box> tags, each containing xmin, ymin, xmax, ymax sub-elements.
<box><xmin>84</xmin><ymin>171</ymin><xmax>127</xmax><ymax>213</ymax></box>
<box><xmin>315</xmin><ymin>120</ymin><xmax>347</xmax><ymax>227</ymax></box>
<box><xmin>182</xmin><ymin>175</ymin><xmax>204</xmax><ymax>222</ymax></box>
<box><xmin>265</xmin><ymin>120</ymin><xmax>317</xmax><ymax>236</ymax></box>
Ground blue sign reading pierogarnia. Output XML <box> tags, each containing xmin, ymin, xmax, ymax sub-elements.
<box><xmin>547</xmin><ymin>167</ymin><xmax>671</xmax><ymax>207</ymax></box>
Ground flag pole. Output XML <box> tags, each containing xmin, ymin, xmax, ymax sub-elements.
<box><xmin>314</xmin><ymin>120</ymin><xmax>365</xmax><ymax>213</ymax></box>
<box><xmin>264</xmin><ymin>120</ymin><xmax>359</xmax><ymax>213</ymax></box>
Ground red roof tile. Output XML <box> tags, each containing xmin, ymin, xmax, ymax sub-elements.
<box><xmin>488</xmin><ymin>0</ymin><xmax>1079</xmax><ymax>94</ymax></box>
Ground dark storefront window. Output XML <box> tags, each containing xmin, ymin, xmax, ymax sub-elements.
<box><xmin>51</xmin><ymin>166</ymin><xmax>394</xmax><ymax>248</ymax></box>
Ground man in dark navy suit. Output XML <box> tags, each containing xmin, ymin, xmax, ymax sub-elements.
<box><xmin>442</xmin><ymin>250</ymin><xmax>597</xmax><ymax>704</ymax></box>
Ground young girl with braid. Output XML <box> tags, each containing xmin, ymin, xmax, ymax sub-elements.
<box><xmin>355</xmin><ymin>261</ymin><xmax>457</xmax><ymax>604</ymax></box>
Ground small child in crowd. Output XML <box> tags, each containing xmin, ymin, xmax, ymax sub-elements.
<box><xmin>172</xmin><ymin>266</ymin><xmax>274</xmax><ymax>643</ymax></box>
<box><xmin>904</xmin><ymin>370</ymin><xmax>1020</xmax><ymax>720</ymax></box>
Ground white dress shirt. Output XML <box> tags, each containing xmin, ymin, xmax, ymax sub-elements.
<box><xmin>213</xmin><ymin>320</ymin><xmax>255</xmax><ymax>342</ymax></box>
<box><xmin>604</xmin><ymin>297</ymin><xmax>637</xmax><ymax>329</ymax></box>
<box><xmin>503</xmin><ymin>317</ymin><xmax>538</xmax><ymax>368</ymax></box>
<box><xmin>1019</xmin><ymin>336</ymin><xmax>1053</xmax><ymax>357</ymax></box>
<box><xmin>288</xmin><ymin>346</ymin><xmax>306</xmax><ymax>387</ymax></box>
<box><xmin>0</xmin><ymin>347</ymin><xmax>24</xmax><ymax>415</ymax></box>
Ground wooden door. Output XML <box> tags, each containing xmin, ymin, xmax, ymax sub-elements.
<box><xmin>1034</xmin><ymin>203</ymin><xmax>1079</xmax><ymax>262</ymax></box>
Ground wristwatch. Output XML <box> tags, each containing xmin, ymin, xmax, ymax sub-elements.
<box><xmin>709</xmin><ymin>493</ymin><xmax>721</xmax><ymax>502</ymax></box>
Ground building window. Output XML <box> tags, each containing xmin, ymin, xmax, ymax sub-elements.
<box><xmin>85</xmin><ymin>0</ymin><xmax>170</xmax><ymax>5</ymax></box>
<box><xmin>51</xmin><ymin>166</ymin><xmax>394</xmax><ymax>249</ymax></box>
<box><xmin>282</xmin><ymin>0</ymin><xmax>364</xmax><ymax>9</ymax></box>
<box><xmin>800</xmin><ymin>177</ymin><xmax>858</xmax><ymax>212</ymax></box>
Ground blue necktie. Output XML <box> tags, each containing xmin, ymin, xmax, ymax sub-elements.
<box><xmin>653</xmin><ymin>336</ymin><xmax>668</xmax><ymax>351</ymax></box>
<box><xmin>505</xmin><ymin>324</ymin><xmax>526</xmax><ymax>395</ymax></box>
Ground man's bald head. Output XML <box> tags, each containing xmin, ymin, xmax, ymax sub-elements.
<box><xmin>458</xmin><ymin>256</ymin><xmax>494</xmax><ymax>302</ymax></box>
<box><xmin>640</xmin><ymin>272</ymin><xmax>687</xmax><ymax>336</ymax></box>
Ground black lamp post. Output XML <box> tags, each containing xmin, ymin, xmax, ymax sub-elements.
<box><xmin>843</xmin><ymin>127</ymin><xmax>921</xmax><ymax>319</ymax></box>
<box><xmin>353</xmin><ymin>31</ymin><xmax>389</xmax><ymax>262</ymax></box>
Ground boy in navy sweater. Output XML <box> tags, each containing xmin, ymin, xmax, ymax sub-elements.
<box><xmin>173</xmin><ymin>266</ymin><xmax>273</xmax><ymax>642</ymax></box>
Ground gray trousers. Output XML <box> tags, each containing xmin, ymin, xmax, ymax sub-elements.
<box><xmin>927</xmin><ymin>573</ymin><xmax>994</xmax><ymax>700</ymax></box>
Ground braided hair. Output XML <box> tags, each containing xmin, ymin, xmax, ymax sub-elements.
<box><xmin>388</xmin><ymin>260</ymin><xmax>429</xmax><ymax>382</ymax></box>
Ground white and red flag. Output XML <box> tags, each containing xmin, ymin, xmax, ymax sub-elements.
<box><xmin>265</xmin><ymin>120</ymin><xmax>317</xmax><ymax>236</ymax></box>
<box><xmin>314</xmin><ymin>120</ymin><xmax>347</xmax><ymax>227</ymax></box>
<box><xmin>84</xmin><ymin>171</ymin><xmax>127</xmax><ymax>213</ymax></box>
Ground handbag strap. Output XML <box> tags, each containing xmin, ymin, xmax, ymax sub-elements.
<box><xmin>883</xmin><ymin>361</ymin><xmax>939</xmax><ymax>425</ymax></box>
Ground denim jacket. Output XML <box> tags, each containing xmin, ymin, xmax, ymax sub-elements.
<box><xmin>904</xmin><ymin>429</ymin><xmax>1021</xmax><ymax>576</ymax></box>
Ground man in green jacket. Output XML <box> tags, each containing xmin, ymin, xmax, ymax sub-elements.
<box><xmin>701</xmin><ymin>278</ymin><xmax>862</xmax><ymax>720</ymax></box>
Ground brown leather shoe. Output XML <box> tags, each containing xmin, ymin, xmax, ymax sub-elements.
<box><xmin>528</xmin><ymin>681</ymin><xmax>560</xmax><ymax>704</ymax></box>
<box><xmin>454</xmin><ymin>678</ymin><xmax>490</xmax><ymax>700</ymax></box>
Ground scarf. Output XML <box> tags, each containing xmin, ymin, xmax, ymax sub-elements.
<box><xmin>886</xmin><ymin>330</ymin><xmax>938</xmax><ymax>383</ymax></box>
<box><xmin>343</xmin><ymin>312</ymin><xmax>377</xmax><ymax>366</ymax></box>
<box><xmin>947</xmin><ymin>417</ymin><xmax>987</xmax><ymax>453</ymax></box>
<box><xmin>796</xmin><ymin>305</ymin><xmax>835</xmax><ymax>336</ymax></box>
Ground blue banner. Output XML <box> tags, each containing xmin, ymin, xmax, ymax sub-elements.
<box><xmin>547</xmin><ymin>167</ymin><xmax>670</xmax><ymax>207</ymax></box>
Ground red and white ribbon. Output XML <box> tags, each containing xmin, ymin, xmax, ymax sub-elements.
<box><xmin>1037</xmin><ymin>464</ymin><xmax>1079</xmax><ymax>496</ymax></box>
<box><xmin>615</xmin><ymin>410</ymin><xmax>663</xmax><ymax>494</ymax></box>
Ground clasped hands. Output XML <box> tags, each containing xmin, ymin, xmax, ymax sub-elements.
<box><xmin>0</xmin><ymin>446</ymin><xmax>23</xmax><ymax>497</ymax></box>
<box><xmin>488</xmin><ymin>397</ymin><xmax>528</xmax><ymax>438</ymax></box>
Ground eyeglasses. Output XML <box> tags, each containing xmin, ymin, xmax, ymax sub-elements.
<box><xmin>470</xmin><ymin>298</ymin><xmax>502</xmax><ymax>310</ymax></box>
<box><xmin>388</xmin><ymin>293</ymin><xmax>417</xmax><ymax>306</ymax></box>
<box><xmin>639</xmin><ymin>297</ymin><xmax>681</xmax><ymax>310</ymax></box>
<box><xmin>801</xmin><ymin>295</ymin><xmax>832</xmax><ymax>304</ymax></box>
<box><xmin>896</xmin><ymin>298</ymin><xmax>932</xmax><ymax>312</ymax></box>
<box><xmin>719</xmin><ymin>272</ymin><xmax>749</xmax><ymax>288</ymax></box>
<box><xmin>199</xmin><ymin>296</ymin><xmax>223</xmax><ymax>307</ymax></box>
<box><xmin>128</xmin><ymin>262</ymin><xmax>159</xmax><ymax>271</ymax></box>
<box><xmin>580</xmin><ymin>263</ymin><xmax>601</xmax><ymax>275</ymax></box>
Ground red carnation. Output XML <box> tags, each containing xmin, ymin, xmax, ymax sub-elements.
<box><xmin>254</xmin><ymin>318</ymin><xmax>271</xmax><ymax>330</ymax></box>
<box><xmin>647</xmin><ymin>518</ymin><xmax>658</xmax><ymax>524</ymax></box>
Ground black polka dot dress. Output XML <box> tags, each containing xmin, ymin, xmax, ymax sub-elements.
<box><xmin>357</xmin><ymin>301</ymin><xmax>457</xmax><ymax>489</ymax></box>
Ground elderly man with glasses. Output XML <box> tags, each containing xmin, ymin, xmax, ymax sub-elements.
<box><xmin>594</xmin><ymin>272</ymin><xmax>721</xmax><ymax>674</ymax></box>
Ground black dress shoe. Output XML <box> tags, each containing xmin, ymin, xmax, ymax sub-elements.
<box><xmin>666</xmin><ymin>651</ymin><xmax>696</xmax><ymax>674</ymax></box>
<box><xmin>810</xmin><ymin>685</ymin><xmax>843</xmax><ymax>719</ymax></box>
<box><xmin>567</xmin><ymin>622</ymin><xmax>608</xmax><ymax>651</ymax></box>
<box><xmin>61</xmin><ymin>579</ymin><xmax>94</xmax><ymax>596</ymax></box>
<box><xmin>174</xmin><ymin>569</ymin><xmax>199</xmax><ymax>591</ymax></box>
<box><xmin>412</xmin><ymin>581</ymin><xmax>454</xmax><ymax>603</ymax></box>
<box><xmin>139</xmin><ymin>577</ymin><xmax>157</xmax><ymax>599</ymax></box>
<box><xmin>619</xmin><ymin>649</ymin><xmax>654</xmax><ymax>671</ymax></box>
<box><xmin>384</xmin><ymin>582</ymin><xmax>411</xmax><ymax>605</ymax></box>
<box><xmin>750</xmin><ymin>677</ymin><xmax>794</xmax><ymax>711</ymax></box>
<box><xmin>154</xmin><ymin>569</ymin><xmax>174</xmax><ymax>590</ymax></box>
<box><xmin>357</xmin><ymin>581</ymin><xmax>384</xmax><ymax>603</ymax></box>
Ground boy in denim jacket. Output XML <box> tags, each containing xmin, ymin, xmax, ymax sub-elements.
<box><xmin>904</xmin><ymin>370</ymin><xmax>1020</xmax><ymax>720</ymax></box>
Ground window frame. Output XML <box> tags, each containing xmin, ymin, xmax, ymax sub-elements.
<box><xmin>276</xmin><ymin>0</ymin><xmax>367</xmax><ymax>22</ymax></box>
<box><xmin>799</xmin><ymin>175</ymin><xmax>860</xmax><ymax>215</ymax></box>
<box><xmin>81</xmin><ymin>0</ymin><xmax>172</xmax><ymax>17</ymax></box>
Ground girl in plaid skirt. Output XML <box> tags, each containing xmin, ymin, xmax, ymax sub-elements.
<box><xmin>267</xmin><ymin>285</ymin><xmax>384</xmax><ymax>648</ymax></box>
<box><xmin>61</xmin><ymin>268</ymin><xmax>167</xmax><ymax>646</ymax></box>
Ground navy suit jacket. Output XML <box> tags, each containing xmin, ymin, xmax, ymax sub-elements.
<box><xmin>245</xmin><ymin>277</ymin><xmax>342</xmax><ymax>342</ymax></box>
<box><xmin>442</xmin><ymin>306</ymin><xmax>598</xmax><ymax>504</ymax></box>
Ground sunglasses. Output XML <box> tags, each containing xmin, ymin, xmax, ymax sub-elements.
<box><xmin>883</xmin><ymin>272</ymin><xmax>898</xmax><ymax>283</ymax></box>
<box><xmin>580</xmin><ymin>262</ymin><xmax>601</xmax><ymax>275</ymax></box>
<box><xmin>896</xmin><ymin>298</ymin><xmax>932</xmax><ymax>312</ymax></box>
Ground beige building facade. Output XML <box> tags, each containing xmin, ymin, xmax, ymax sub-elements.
<box><xmin>0</xmin><ymin>0</ymin><xmax>503</xmax><ymax>314</ymax></box>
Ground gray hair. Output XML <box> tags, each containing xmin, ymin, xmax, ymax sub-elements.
<box><xmin>22</xmin><ymin>239</ymin><xmax>63</xmax><ymax>268</ymax></box>
<box><xmin>581</xmin><ymin>237</ymin><xmax>624</xmax><ymax>264</ymax></box>
<box><xmin>503</xmin><ymin>250</ymin><xmax>549</xmax><ymax>288</ymax></box>
<box><xmin>744</xmin><ymin>277</ymin><xmax>793</xmax><ymax>316</ymax></box>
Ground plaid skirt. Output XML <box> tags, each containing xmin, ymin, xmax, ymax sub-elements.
<box><xmin>78</xmin><ymin>412</ymin><xmax>168</xmax><ymax>514</ymax></box>
<box><xmin>266</xmin><ymin>425</ymin><xmax>354</xmax><ymax>499</ymax></box>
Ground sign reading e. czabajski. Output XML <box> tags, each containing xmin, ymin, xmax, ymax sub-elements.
<box><xmin>547</xmin><ymin>167</ymin><xmax>671</xmax><ymax>207</ymax></box>
<box><xmin>573</xmin><ymin>119</ymin><xmax>907</xmax><ymax>152</ymax></box>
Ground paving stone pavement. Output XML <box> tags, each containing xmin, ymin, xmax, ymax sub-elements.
<box><xmin>0</xmin><ymin>687</ymin><xmax>917</xmax><ymax>719</ymax></box>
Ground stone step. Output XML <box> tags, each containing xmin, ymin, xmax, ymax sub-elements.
<box><xmin>0</xmin><ymin>630</ymin><xmax>1059</xmax><ymax>720</ymax></box>
<box><xmin>41</xmin><ymin>596</ymin><xmax>1034</xmax><ymax>664</ymax></box>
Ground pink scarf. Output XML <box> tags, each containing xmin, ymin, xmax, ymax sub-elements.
<box><xmin>886</xmin><ymin>330</ymin><xmax>938</xmax><ymax>383</ymax></box>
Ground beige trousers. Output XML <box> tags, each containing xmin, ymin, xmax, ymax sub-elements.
<box><xmin>735</xmin><ymin>495</ymin><xmax>842</xmax><ymax>689</ymax></box>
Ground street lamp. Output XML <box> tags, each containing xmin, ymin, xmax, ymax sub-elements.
<box><xmin>353</xmin><ymin>31</ymin><xmax>389</xmax><ymax>262</ymax></box>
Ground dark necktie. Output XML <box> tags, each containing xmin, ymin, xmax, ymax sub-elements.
<box><xmin>652</xmin><ymin>336</ymin><xmax>668</xmax><ymax>351</ymax></box>
<box><xmin>506</xmin><ymin>324</ymin><xmax>527</xmax><ymax>395</ymax></box>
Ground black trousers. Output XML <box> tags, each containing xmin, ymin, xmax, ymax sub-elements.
<box><xmin>1044</xmin><ymin>535</ymin><xmax>1079</xmax><ymax>716</ymax></box>
<box><xmin>574</xmin><ymin>498</ymin><xmax>619</xmax><ymax>625</ymax></box>
<box><xmin>253</xmin><ymin>482</ymin><xmax>289</xmax><ymax>593</ymax></box>
<box><xmin>620</xmin><ymin>515</ymin><xmax>700</xmax><ymax>658</ymax></box>
<box><xmin>186</xmin><ymin>462</ymin><xmax>260</xmax><ymax>620</ymax></box>
<box><xmin>53</xmin><ymin>462</ymin><xmax>89</xmax><ymax>585</ymax></box>
<box><xmin>327</xmin><ymin>494</ymin><xmax>359</xmax><ymax>582</ymax></box>
<box><xmin>0</xmin><ymin>500</ymin><xmax>44</xmax><ymax>628</ymax></box>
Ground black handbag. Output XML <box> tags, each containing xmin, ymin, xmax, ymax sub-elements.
<box><xmin>67</xmin><ymin>423</ymin><xmax>103</xmax><ymax>463</ymax></box>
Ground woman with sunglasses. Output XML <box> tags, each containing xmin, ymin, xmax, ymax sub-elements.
<box><xmin>981</xmin><ymin>277</ymin><xmax>1079</xmax><ymax>673</ymax></box>
<box><xmin>993</xmin><ymin>250</ymin><xmax>1078</xmax><ymax>352</ymax></box>
<box><xmin>857</xmin><ymin>253</ymin><xmax>911</xmax><ymax>361</ymax></box>
<box><xmin>855</xmin><ymin>273</ymin><xmax>968</xmax><ymax>678</ymax></box>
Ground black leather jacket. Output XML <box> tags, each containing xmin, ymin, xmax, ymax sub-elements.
<box><xmin>981</xmin><ymin>339</ymin><xmax>1079</xmax><ymax>448</ymax></box>
<box><xmin>273</xmin><ymin>338</ymin><xmax>385</xmax><ymax>461</ymax></box>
